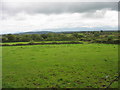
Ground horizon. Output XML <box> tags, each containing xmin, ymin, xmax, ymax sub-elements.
<box><xmin>1</xmin><ymin>29</ymin><xmax>118</xmax><ymax>35</ymax></box>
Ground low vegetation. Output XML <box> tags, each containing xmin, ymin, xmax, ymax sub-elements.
<box><xmin>2</xmin><ymin>31</ymin><xmax>119</xmax><ymax>88</ymax></box>
<box><xmin>2</xmin><ymin>44</ymin><xmax>118</xmax><ymax>88</ymax></box>
<box><xmin>1</xmin><ymin>31</ymin><xmax>120</xmax><ymax>44</ymax></box>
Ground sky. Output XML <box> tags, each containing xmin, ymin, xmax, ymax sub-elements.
<box><xmin>0</xmin><ymin>0</ymin><xmax>119</xmax><ymax>34</ymax></box>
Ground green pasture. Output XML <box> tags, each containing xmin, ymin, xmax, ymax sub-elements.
<box><xmin>2</xmin><ymin>44</ymin><xmax>118</xmax><ymax>88</ymax></box>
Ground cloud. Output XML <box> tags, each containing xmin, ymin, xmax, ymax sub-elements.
<box><xmin>0</xmin><ymin>2</ymin><xmax>118</xmax><ymax>34</ymax></box>
<box><xmin>1</xmin><ymin>9</ymin><xmax>118</xmax><ymax>34</ymax></box>
<box><xmin>1</xmin><ymin>2</ymin><xmax>118</xmax><ymax>16</ymax></box>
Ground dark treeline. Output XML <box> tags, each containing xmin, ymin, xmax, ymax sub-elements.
<box><xmin>2</xmin><ymin>33</ymin><xmax>76</xmax><ymax>42</ymax></box>
<box><xmin>1</xmin><ymin>31</ymin><xmax>120</xmax><ymax>44</ymax></box>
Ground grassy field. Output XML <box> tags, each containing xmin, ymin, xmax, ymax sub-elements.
<box><xmin>2</xmin><ymin>44</ymin><xmax>118</xmax><ymax>88</ymax></box>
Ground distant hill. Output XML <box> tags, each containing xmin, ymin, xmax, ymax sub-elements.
<box><xmin>18</xmin><ymin>31</ymin><xmax>54</xmax><ymax>34</ymax></box>
<box><xmin>1</xmin><ymin>31</ymin><xmax>86</xmax><ymax>35</ymax></box>
<box><xmin>17</xmin><ymin>30</ymin><xmax>117</xmax><ymax>35</ymax></box>
<box><xmin>16</xmin><ymin>31</ymin><xmax>84</xmax><ymax>35</ymax></box>
<box><xmin>1</xmin><ymin>29</ymin><xmax>118</xmax><ymax>35</ymax></box>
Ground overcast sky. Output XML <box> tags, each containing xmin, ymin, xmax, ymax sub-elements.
<box><xmin>0</xmin><ymin>0</ymin><xmax>118</xmax><ymax>34</ymax></box>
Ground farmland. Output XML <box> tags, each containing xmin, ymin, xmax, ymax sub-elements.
<box><xmin>1</xmin><ymin>1</ymin><xmax>119</xmax><ymax>88</ymax></box>
<box><xmin>2</xmin><ymin>43</ymin><xmax>118</xmax><ymax>88</ymax></box>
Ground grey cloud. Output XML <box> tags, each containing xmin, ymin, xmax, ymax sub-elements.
<box><xmin>82</xmin><ymin>9</ymin><xmax>107</xmax><ymax>19</ymax></box>
<box><xmin>2</xmin><ymin>2</ymin><xmax>118</xmax><ymax>15</ymax></box>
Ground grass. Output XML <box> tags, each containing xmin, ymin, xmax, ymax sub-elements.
<box><xmin>2</xmin><ymin>44</ymin><xmax>118</xmax><ymax>88</ymax></box>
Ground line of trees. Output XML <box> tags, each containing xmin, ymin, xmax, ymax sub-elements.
<box><xmin>1</xmin><ymin>33</ymin><xmax>81</xmax><ymax>42</ymax></box>
<box><xmin>1</xmin><ymin>31</ymin><xmax>120</xmax><ymax>44</ymax></box>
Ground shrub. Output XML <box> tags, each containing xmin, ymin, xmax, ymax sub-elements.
<box><xmin>107</xmin><ymin>36</ymin><xmax>113</xmax><ymax>41</ymax></box>
<box><xmin>29</xmin><ymin>40</ymin><xmax>35</xmax><ymax>44</ymax></box>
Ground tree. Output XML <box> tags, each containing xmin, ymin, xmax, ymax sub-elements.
<box><xmin>94</xmin><ymin>33</ymin><xmax>100</xmax><ymax>37</ymax></box>
<box><xmin>2</xmin><ymin>36</ymin><xmax>8</xmax><ymax>42</ymax></box>
<box><xmin>41</xmin><ymin>34</ymin><xmax>48</xmax><ymax>40</ymax></box>
<box><xmin>6</xmin><ymin>34</ymin><xmax>16</xmax><ymax>42</ymax></box>
<box><xmin>31</xmin><ymin>34</ymin><xmax>43</xmax><ymax>41</ymax></box>
<box><xmin>79</xmin><ymin>34</ymin><xmax>84</xmax><ymax>38</ymax></box>
<box><xmin>107</xmin><ymin>36</ymin><xmax>113</xmax><ymax>41</ymax></box>
<box><xmin>21</xmin><ymin>35</ymin><xmax>32</xmax><ymax>42</ymax></box>
<box><xmin>100</xmin><ymin>30</ymin><xmax>103</xmax><ymax>32</ymax></box>
<box><xmin>72</xmin><ymin>33</ymin><xmax>79</xmax><ymax>38</ymax></box>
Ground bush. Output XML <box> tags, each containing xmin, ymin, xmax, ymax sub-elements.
<box><xmin>107</xmin><ymin>36</ymin><xmax>113</xmax><ymax>41</ymax></box>
<box><xmin>29</xmin><ymin>40</ymin><xmax>35</xmax><ymax>44</ymax></box>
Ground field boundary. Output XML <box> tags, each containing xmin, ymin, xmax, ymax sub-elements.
<box><xmin>1</xmin><ymin>42</ymin><xmax>83</xmax><ymax>46</ymax></box>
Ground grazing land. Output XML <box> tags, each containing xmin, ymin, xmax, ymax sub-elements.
<box><xmin>2</xmin><ymin>44</ymin><xmax>118</xmax><ymax>88</ymax></box>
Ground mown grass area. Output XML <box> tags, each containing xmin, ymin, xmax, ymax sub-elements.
<box><xmin>2</xmin><ymin>44</ymin><xmax>118</xmax><ymax>88</ymax></box>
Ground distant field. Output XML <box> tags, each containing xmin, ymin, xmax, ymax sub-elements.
<box><xmin>2</xmin><ymin>44</ymin><xmax>118</xmax><ymax>88</ymax></box>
